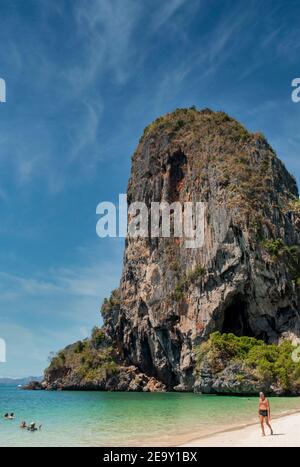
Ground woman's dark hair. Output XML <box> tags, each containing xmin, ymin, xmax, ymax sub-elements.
<box><xmin>4</xmin><ymin>413</ymin><xmax>8</xmax><ymax>417</ymax></box>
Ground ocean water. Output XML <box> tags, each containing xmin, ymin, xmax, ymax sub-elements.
<box><xmin>0</xmin><ymin>386</ymin><xmax>300</xmax><ymax>447</ymax></box>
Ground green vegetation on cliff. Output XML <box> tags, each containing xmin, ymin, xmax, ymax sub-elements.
<box><xmin>101</xmin><ymin>289</ymin><xmax>121</xmax><ymax>318</ymax></box>
<box><xmin>136</xmin><ymin>107</ymin><xmax>298</xmax><ymax>234</ymax></box>
<box><xmin>261</xmin><ymin>239</ymin><xmax>300</xmax><ymax>285</ymax></box>
<box><xmin>141</xmin><ymin>107</ymin><xmax>251</xmax><ymax>144</ymax></box>
<box><xmin>194</xmin><ymin>332</ymin><xmax>300</xmax><ymax>394</ymax></box>
<box><xmin>173</xmin><ymin>264</ymin><xmax>206</xmax><ymax>301</ymax></box>
<box><xmin>45</xmin><ymin>328</ymin><xmax>119</xmax><ymax>386</ymax></box>
<box><xmin>45</xmin><ymin>108</ymin><xmax>300</xmax><ymax>393</ymax></box>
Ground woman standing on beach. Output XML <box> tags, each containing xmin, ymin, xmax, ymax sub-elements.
<box><xmin>258</xmin><ymin>392</ymin><xmax>273</xmax><ymax>436</ymax></box>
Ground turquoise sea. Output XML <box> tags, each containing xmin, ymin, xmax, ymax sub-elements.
<box><xmin>0</xmin><ymin>386</ymin><xmax>300</xmax><ymax>447</ymax></box>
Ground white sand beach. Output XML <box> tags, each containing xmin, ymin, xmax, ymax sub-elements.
<box><xmin>180</xmin><ymin>412</ymin><xmax>300</xmax><ymax>447</ymax></box>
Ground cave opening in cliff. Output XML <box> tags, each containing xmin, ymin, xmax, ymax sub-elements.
<box><xmin>168</xmin><ymin>149</ymin><xmax>187</xmax><ymax>202</ymax></box>
<box><xmin>221</xmin><ymin>295</ymin><xmax>254</xmax><ymax>337</ymax></box>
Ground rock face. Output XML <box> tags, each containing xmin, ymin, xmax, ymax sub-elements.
<box><xmin>193</xmin><ymin>332</ymin><xmax>300</xmax><ymax>396</ymax></box>
<box><xmin>44</xmin><ymin>108</ymin><xmax>300</xmax><ymax>393</ymax></box>
<box><xmin>195</xmin><ymin>361</ymin><xmax>265</xmax><ymax>395</ymax></box>
<box><xmin>103</xmin><ymin>108</ymin><xmax>300</xmax><ymax>391</ymax></box>
<box><xmin>22</xmin><ymin>380</ymin><xmax>45</xmax><ymax>390</ymax></box>
<box><xmin>43</xmin><ymin>332</ymin><xmax>166</xmax><ymax>392</ymax></box>
<box><xmin>45</xmin><ymin>363</ymin><xmax>166</xmax><ymax>392</ymax></box>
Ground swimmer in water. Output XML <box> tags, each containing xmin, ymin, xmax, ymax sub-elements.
<box><xmin>28</xmin><ymin>422</ymin><xmax>38</xmax><ymax>432</ymax></box>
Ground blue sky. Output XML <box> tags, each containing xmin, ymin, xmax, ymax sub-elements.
<box><xmin>0</xmin><ymin>0</ymin><xmax>300</xmax><ymax>377</ymax></box>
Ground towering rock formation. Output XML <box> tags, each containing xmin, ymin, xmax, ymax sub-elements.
<box><xmin>44</xmin><ymin>108</ymin><xmax>300</xmax><ymax>393</ymax></box>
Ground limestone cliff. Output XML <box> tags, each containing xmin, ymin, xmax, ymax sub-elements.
<box><xmin>44</xmin><ymin>108</ymin><xmax>300</xmax><ymax>393</ymax></box>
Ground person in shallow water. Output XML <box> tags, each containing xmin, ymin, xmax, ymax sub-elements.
<box><xmin>9</xmin><ymin>413</ymin><xmax>15</xmax><ymax>419</ymax></box>
<box><xmin>258</xmin><ymin>392</ymin><xmax>273</xmax><ymax>436</ymax></box>
<box><xmin>28</xmin><ymin>422</ymin><xmax>38</xmax><ymax>432</ymax></box>
<box><xmin>4</xmin><ymin>413</ymin><xmax>9</xmax><ymax>419</ymax></box>
<box><xmin>20</xmin><ymin>421</ymin><xmax>27</xmax><ymax>429</ymax></box>
<box><xmin>29</xmin><ymin>422</ymin><xmax>43</xmax><ymax>431</ymax></box>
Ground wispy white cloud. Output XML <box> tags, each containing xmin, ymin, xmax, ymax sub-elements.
<box><xmin>0</xmin><ymin>260</ymin><xmax>120</xmax><ymax>302</ymax></box>
<box><xmin>69</xmin><ymin>0</ymin><xmax>142</xmax><ymax>88</ymax></box>
<box><xmin>0</xmin><ymin>241</ymin><xmax>123</xmax><ymax>377</ymax></box>
<box><xmin>68</xmin><ymin>100</ymin><xmax>103</xmax><ymax>169</ymax></box>
<box><xmin>149</xmin><ymin>0</ymin><xmax>188</xmax><ymax>32</ymax></box>
<box><xmin>0</xmin><ymin>322</ymin><xmax>53</xmax><ymax>378</ymax></box>
<box><xmin>0</xmin><ymin>321</ymin><xmax>90</xmax><ymax>378</ymax></box>
<box><xmin>0</xmin><ymin>0</ymin><xmax>144</xmax><ymax>193</ymax></box>
<box><xmin>1</xmin><ymin>0</ymin><xmax>300</xmax><ymax>379</ymax></box>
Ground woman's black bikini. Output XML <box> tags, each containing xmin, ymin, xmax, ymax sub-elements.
<box><xmin>259</xmin><ymin>409</ymin><xmax>268</xmax><ymax>417</ymax></box>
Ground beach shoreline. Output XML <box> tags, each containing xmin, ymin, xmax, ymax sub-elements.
<box><xmin>2</xmin><ymin>386</ymin><xmax>300</xmax><ymax>447</ymax></box>
<box><xmin>179</xmin><ymin>410</ymin><xmax>300</xmax><ymax>447</ymax></box>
